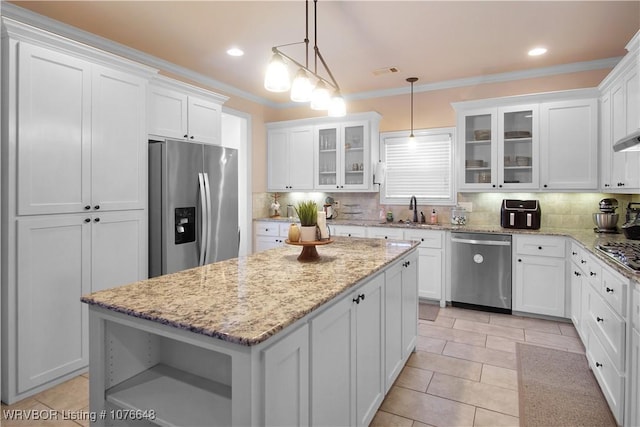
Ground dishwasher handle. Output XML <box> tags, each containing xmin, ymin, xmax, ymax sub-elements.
<box><xmin>451</xmin><ymin>237</ymin><xmax>511</xmax><ymax>246</ymax></box>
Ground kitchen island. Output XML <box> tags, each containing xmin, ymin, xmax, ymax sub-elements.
<box><xmin>82</xmin><ymin>237</ymin><xmax>419</xmax><ymax>426</ymax></box>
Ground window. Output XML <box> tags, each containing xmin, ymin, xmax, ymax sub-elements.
<box><xmin>380</xmin><ymin>128</ymin><xmax>455</xmax><ymax>205</ymax></box>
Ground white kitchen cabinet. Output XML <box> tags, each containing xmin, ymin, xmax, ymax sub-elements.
<box><xmin>148</xmin><ymin>77</ymin><xmax>227</xmax><ymax>145</ymax></box>
<box><xmin>384</xmin><ymin>251</ymin><xmax>418</xmax><ymax>392</ymax></box>
<box><xmin>311</xmin><ymin>272</ymin><xmax>385</xmax><ymax>426</ymax></box>
<box><xmin>266</xmin><ymin>112</ymin><xmax>381</xmax><ymax>193</ymax></box>
<box><xmin>315</xmin><ymin>121</ymin><xmax>370</xmax><ymax>191</ymax></box>
<box><xmin>513</xmin><ymin>235</ymin><xmax>565</xmax><ymax>317</ymax></box>
<box><xmin>330</xmin><ymin>224</ymin><xmax>367</xmax><ymax>238</ymax></box>
<box><xmin>629</xmin><ymin>287</ymin><xmax>640</xmax><ymax>427</ymax></box>
<box><xmin>403</xmin><ymin>229</ymin><xmax>444</xmax><ymax>303</ymax></box>
<box><xmin>13</xmin><ymin>210</ymin><xmax>147</xmax><ymax>395</ymax></box>
<box><xmin>266</xmin><ymin>126</ymin><xmax>314</xmax><ymax>191</ymax></box>
<box><xmin>15</xmin><ymin>43</ymin><xmax>148</xmax><ymax>216</ymax></box>
<box><xmin>253</xmin><ymin>221</ymin><xmax>290</xmax><ymax>252</ymax></box>
<box><xmin>263</xmin><ymin>324</ymin><xmax>309</xmax><ymax>427</ymax></box>
<box><xmin>539</xmin><ymin>98</ymin><xmax>598</xmax><ymax>190</ymax></box>
<box><xmin>367</xmin><ymin>227</ymin><xmax>404</xmax><ymax>240</ymax></box>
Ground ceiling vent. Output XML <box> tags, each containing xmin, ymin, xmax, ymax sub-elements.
<box><xmin>372</xmin><ymin>67</ymin><xmax>399</xmax><ymax>76</ymax></box>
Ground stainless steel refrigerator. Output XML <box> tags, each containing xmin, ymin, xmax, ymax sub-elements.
<box><xmin>149</xmin><ymin>139</ymin><xmax>239</xmax><ymax>277</ymax></box>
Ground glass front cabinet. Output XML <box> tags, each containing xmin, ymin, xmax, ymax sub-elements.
<box><xmin>458</xmin><ymin>105</ymin><xmax>538</xmax><ymax>191</ymax></box>
<box><xmin>315</xmin><ymin>121</ymin><xmax>370</xmax><ymax>191</ymax></box>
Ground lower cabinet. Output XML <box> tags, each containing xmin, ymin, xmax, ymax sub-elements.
<box><xmin>331</xmin><ymin>224</ymin><xmax>367</xmax><ymax>238</ymax></box>
<box><xmin>7</xmin><ymin>210</ymin><xmax>147</xmax><ymax>402</ymax></box>
<box><xmin>253</xmin><ymin>221</ymin><xmax>289</xmax><ymax>252</ymax></box>
<box><xmin>311</xmin><ymin>272</ymin><xmax>385</xmax><ymax>426</ymax></box>
<box><xmin>629</xmin><ymin>287</ymin><xmax>640</xmax><ymax>427</ymax></box>
<box><xmin>403</xmin><ymin>229</ymin><xmax>444</xmax><ymax>303</ymax></box>
<box><xmin>383</xmin><ymin>251</ymin><xmax>419</xmax><ymax>393</ymax></box>
<box><xmin>513</xmin><ymin>235</ymin><xmax>565</xmax><ymax>317</ymax></box>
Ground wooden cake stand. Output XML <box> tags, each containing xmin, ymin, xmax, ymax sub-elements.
<box><xmin>285</xmin><ymin>239</ymin><xmax>334</xmax><ymax>262</ymax></box>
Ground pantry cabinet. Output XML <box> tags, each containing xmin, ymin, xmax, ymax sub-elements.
<box><xmin>148</xmin><ymin>77</ymin><xmax>227</xmax><ymax>145</ymax></box>
<box><xmin>266</xmin><ymin>112</ymin><xmax>381</xmax><ymax>193</ymax></box>
<box><xmin>1</xmin><ymin>19</ymin><xmax>155</xmax><ymax>403</ymax></box>
<box><xmin>266</xmin><ymin>126</ymin><xmax>314</xmax><ymax>191</ymax></box>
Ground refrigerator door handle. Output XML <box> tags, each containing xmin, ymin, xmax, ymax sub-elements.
<box><xmin>198</xmin><ymin>172</ymin><xmax>208</xmax><ymax>266</ymax></box>
<box><xmin>203</xmin><ymin>172</ymin><xmax>213</xmax><ymax>264</ymax></box>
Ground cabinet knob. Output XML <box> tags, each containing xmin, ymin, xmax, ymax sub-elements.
<box><xmin>574</xmin><ymin>271</ymin><xmax>581</xmax><ymax>276</ymax></box>
<box><xmin>384</xmin><ymin>236</ymin><xmax>388</xmax><ymax>239</ymax></box>
<box><xmin>348</xmin><ymin>233</ymin><xmax>352</xmax><ymax>237</ymax></box>
<box><xmin>190</xmin><ymin>136</ymin><xmax>195</xmax><ymax>139</ymax></box>
<box><xmin>597</xmin><ymin>316</ymin><xmax>603</xmax><ymax>323</ymax></box>
<box><xmin>84</xmin><ymin>218</ymin><xmax>91</xmax><ymax>223</ymax></box>
<box><xmin>538</xmin><ymin>246</ymin><xmax>542</xmax><ymax>250</ymax></box>
<box><xmin>498</xmin><ymin>184</ymin><xmax>503</xmax><ymax>188</ymax></box>
<box><xmin>596</xmin><ymin>362</ymin><xmax>603</xmax><ymax>368</ymax></box>
<box><xmin>184</xmin><ymin>134</ymin><xmax>188</xmax><ymax>138</ymax></box>
<box><xmin>543</xmin><ymin>184</ymin><xmax>548</xmax><ymax>188</ymax></box>
<box><xmin>421</xmin><ymin>238</ymin><xmax>424</xmax><ymax>241</ymax></box>
<box><xmin>518</xmin><ymin>258</ymin><xmax>522</xmax><ymax>262</ymax></box>
<box><xmin>581</xmin><ymin>260</ymin><xmax>586</xmax><ymax>264</ymax></box>
<box><xmin>606</xmin><ymin>287</ymin><xmax>614</xmax><ymax>293</ymax></box>
<box><xmin>353</xmin><ymin>297</ymin><xmax>360</xmax><ymax>304</ymax></box>
<box><xmin>604</xmin><ymin>184</ymin><xmax>610</xmax><ymax>188</ymax></box>
<box><xmin>94</xmin><ymin>205</ymin><xmax>100</xmax><ymax>210</ymax></box>
<box><xmin>84</xmin><ymin>205</ymin><xmax>91</xmax><ymax>210</ymax></box>
<box><xmin>572</xmin><ymin>251</ymin><xmax>577</xmax><ymax>255</ymax></box>
<box><xmin>590</xmin><ymin>272</ymin><xmax>596</xmax><ymax>277</ymax></box>
<box><xmin>94</xmin><ymin>218</ymin><xmax>100</xmax><ymax>223</ymax></box>
<box><xmin>492</xmin><ymin>185</ymin><xmax>496</xmax><ymax>188</ymax></box>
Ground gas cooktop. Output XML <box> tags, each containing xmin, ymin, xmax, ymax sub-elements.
<box><xmin>595</xmin><ymin>241</ymin><xmax>640</xmax><ymax>272</ymax></box>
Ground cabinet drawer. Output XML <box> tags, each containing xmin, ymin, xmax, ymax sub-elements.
<box><xmin>515</xmin><ymin>235</ymin><xmax>565</xmax><ymax>258</ymax></box>
<box><xmin>367</xmin><ymin>227</ymin><xmax>404</xmax><ymax>240</ymax></box>
<box><xmin>403</xmin><ymin>229</ymin><xmax>443</xmax><ymax>249</ymax></box>
<box><xmin>331</xmin><ymin>225</ymin><xmax>367</xmax><ymax>238</ymax></box>
<box><xmin>585</xmin><ymin>285</ymin><xmax>625</xmax><ymax>371</ymax></box>
<box><xmin>254</xmin><ymin>222</ymin><xmax>280</xmax><ymax>237</ymax></box>
<box><xmin>569</xmin><ymin>242</ymin><xmax>584</xmax><ymax>268</ymax></box>
<box><xmin>586</xmin><ymin>325</ymin><xmax>624</xmax><ymax>425</ymax></box>
<box><xmin>279</xmin><ymin>222</ymin><xmax>294</xmax><ymax>237</ymax></box>
<box><xmin>600</xmin><ymin>266</ymin><xmax>627</xmax><ymax>317</ymax></box>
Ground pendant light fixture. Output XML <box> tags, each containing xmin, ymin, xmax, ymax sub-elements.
<box><xmin>264</xmin><ymin>0</ymin><xmax>346</xmax><ymax>117</ymax></box>
<box><xmin>407</xmin><ymin>77</ymin><xmax>418</xmax><ymax>148</ymax></box>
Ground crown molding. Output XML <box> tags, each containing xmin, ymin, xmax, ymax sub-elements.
<box><xmin>2</xmin><ymin>2</ymin><xmax>620</xmax><ymax>110</ymax></box>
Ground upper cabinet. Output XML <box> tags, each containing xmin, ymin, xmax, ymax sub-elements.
<box><xmin>599</xmin><ymin>31</ymin><xmax>640</xmax><ymax>191</ymax></box>
<box><xmin>453</xmin><ymin>89</ymin><xmax>599</xmax><ymax>192</ymax></box>
<box><xmin>266</xmin><ymin>112</ymin><xmax>381</xmax><ymax>192</ymax></box>
<box><xmin>148</xmin><ymin>76</ymin><xmax>228</xmax><ymax>145</ymax></box>
<box><xmin>13</xmin><ymin>41</ymin><xmax>151</xmax><ymax>215</ymax></box>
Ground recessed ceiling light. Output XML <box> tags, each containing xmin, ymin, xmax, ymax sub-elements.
<box><xmin>528</xmin><ymin>47</ymin><xmax>547</xmax><ymax>56</ymax></box>
<box><xmin>227</xmin><ymin>47</ymin><xmax>244</xmax><ymax>57</ymax></box>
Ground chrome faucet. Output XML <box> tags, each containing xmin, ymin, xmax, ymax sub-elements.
<box><xmin>409</xmin><ymin>195</ymin><xmax>418</xmax><ymax>223</ymax></box>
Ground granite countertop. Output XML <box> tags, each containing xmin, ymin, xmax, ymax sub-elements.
<box><xmin>256</xmin><ymin>217</ymin><xmax>640</xmax><ymax>282</ymax></box>
<box><xmin>81</xmin><ymin>237</ymin><xmax>419</xmax><ymax>346</ymax></box>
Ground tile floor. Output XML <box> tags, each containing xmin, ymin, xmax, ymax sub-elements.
<box><xmin>0</xmin><ymin>306</ymin><xmax>584</xmax><ymax>427</ymax></box>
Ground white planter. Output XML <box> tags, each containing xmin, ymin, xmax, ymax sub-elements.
<box><xmin>299</xmin><ymin>226</ymin><xmax>317</xmax><ymax>242</ymax></box>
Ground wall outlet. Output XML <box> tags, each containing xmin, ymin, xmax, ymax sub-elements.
<box><xmin>458</xmin><ymin>202</ymin><xmax>473</xmax><ymax>212</ymax></box>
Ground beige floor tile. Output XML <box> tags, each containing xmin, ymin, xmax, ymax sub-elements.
<box><xmin>32</xmin><ymin>376</ymin><xmax>88</xmax><ymax>413</ymax></box>
<box><xmin>474</xmin><ymin>407</ymin><xmax>520</xmax><ymax>427</ymax></box>
<box><xmin>524</xmin><ymin>329</ymin><xmax>585</xmax><ymax>352</ymax></box>
<box><xmin>453</xmin><ymin>318</ymin><xmax>525</xmax><ymax>341</ymax></box>
<box><xmin>489</xmin><ymin>314</ymin><xmax>562</xmax><ymax>335</ymax></box>
<box><xmin>559</xmin><ymin>323</ymin><xmax>579</xmax><ymax>337</ymax></box>
<box><xmin>416</xmin><ymin>335</ymin><xmax>446</xmax><ymax>354</ymax></box>
<box><xmin>407</xmin><ymin>351</ymin><xmax>482</xmax><ymax>381</ymax></box>
<box><xmin>419</xmin><ymin>314</ymin><xmax>456</xmax><ymax>328</ymax></box>
<box><xmin>418</xmin><ymin>323</ymin><xmax>487</xmax><ymax>347</ymax></box>
<box><xmin>370</xmin><ymin>410</ymin><xmax>414</xmax><ymax>426</ymax></box>
<box><xmin>439</xmin><ymin>306</ymin><xmax>491</xmax><ymax>323</ymax></box>
<box><xmin>485</xmin><ymin>335</ymin><xmax>523</xmax><ymax>353</ymax></box>
<box><xmin>380</xmin><ymin>386</ymin><xmax>476</xmax><ymax>427</ymax></box>
<box><xmin>395</xmin><ymin>366</ymin><xmax>434</xmax><ymax>392</ymax></box>
<box><xmin>443</xmin><ymin>341</ymin><xmax>517</xmax><ymax>370</ymax></box>
<box><xmin>427</xmin><ymin>373</ymin><xmax>519</xmax><ymax>417</ymax></box>
<box><xmin>1</xmin><ymin>397</ymin><xmax>40</xmax><ymax>414</ymax></box>
<box><xmin>480</xmin><ymin>365</ymin><xmax>518</xmax><ymax>391</ymax></box>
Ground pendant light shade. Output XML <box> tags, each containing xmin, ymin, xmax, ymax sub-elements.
<box><xmin>328</xmin><ymin>92</ymin><xmax>346</xmax><ymax>117</ymax></box>
<box><xmin>407</xmin><ymin>77</ymin><xmax>418</xmax><ymax>148</ymax></box>
<box><xmin>264</xmin><ymin>52</ymin><xmax>291</xmax><ymax>92</ymax></box>
<box><xmin>310</xmin><ymin>80</ymin><xmax>331</xmax><ymax>110</ymax></box>
<box><xmin>290</xmin><ymin>68</ymin><xmax>313</xmax><ymax>102</ymax></box>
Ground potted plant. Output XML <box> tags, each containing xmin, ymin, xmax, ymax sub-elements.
<box><xmin>295</xmin><ymin>200</ymin><xmax>318</xmax><ymax>242</ymax></box>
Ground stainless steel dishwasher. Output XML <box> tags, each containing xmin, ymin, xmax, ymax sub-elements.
<box><xmin>451</xmin><ymin>232</ymin><xmax>512</xmax><ymax>314</ymax></box>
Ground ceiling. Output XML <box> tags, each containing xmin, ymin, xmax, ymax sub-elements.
<box><xmin>6</xmin><ymin>1</ymin><xmax>640</xmax><ymax>107</ymax></box>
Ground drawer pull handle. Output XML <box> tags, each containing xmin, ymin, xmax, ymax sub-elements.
<box><xmin>590</xmin><ymin>272</ymin><xmax>596</xmax><ymax>277</ymax></box>
<box><xmin>574</xmin><ymin>271</ymin><xmax>581</xmax><ymax>276</ymax></box>
<box><xmin>353</xmin><ymin>297</ymin><xmax>360</xmax><ymax>304</ymax></box>
<box><xmin>572</xmin><ymin>251</ymin><xmax>577</xmax><ymax>255</ymax></box>
<box><xmin>596</xmin><ymin>362</ymin><xmax>603</xmax><ymax>368</ymax></box>
<box><xmin>597</xmin><ymin>317</ymin><xmax>604</xmax><ymax>323</ymax></box>
<box><xmin>581</xmin><ymin>260</ymin><xmax>587</xmax><ymax>264</ymax></box>
<box><xmin>606</xmin><ymin>287</ymin><xmax>614</xmax><ymax>293</ymax></box>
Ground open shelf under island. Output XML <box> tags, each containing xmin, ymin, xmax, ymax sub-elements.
<box><xmin>82</xmin><ymin>236</ymin><xmax>420</xmax><ymax>427</ymax></box>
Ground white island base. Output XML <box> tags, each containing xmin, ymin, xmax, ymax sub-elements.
<box><xmin>86</xmin><ymin>243</ymin><xmax>418</xmax><ymax>427</ymax></box>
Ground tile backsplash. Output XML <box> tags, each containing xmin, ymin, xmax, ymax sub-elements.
<box><xmin>254</xmin><ymin>191</ymin><xmax>639</xmax><ymax>229</ymax></box>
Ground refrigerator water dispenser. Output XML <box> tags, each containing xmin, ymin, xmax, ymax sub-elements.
<box><xmin>175</xmin><ymin>207</ymin><xmax>196</xmax><ymax>244</ymax></box>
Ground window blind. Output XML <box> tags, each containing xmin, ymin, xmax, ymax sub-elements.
<box><xmin>381</xmin><ymin>129</ymin><xmax>454</xmax><ymax>204</ymax></box>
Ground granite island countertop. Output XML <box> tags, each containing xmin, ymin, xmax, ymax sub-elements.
<box><xmin>81</xmin><ymin>237</ymin><xmax>419</xmax><ymax>346</ymax></box>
